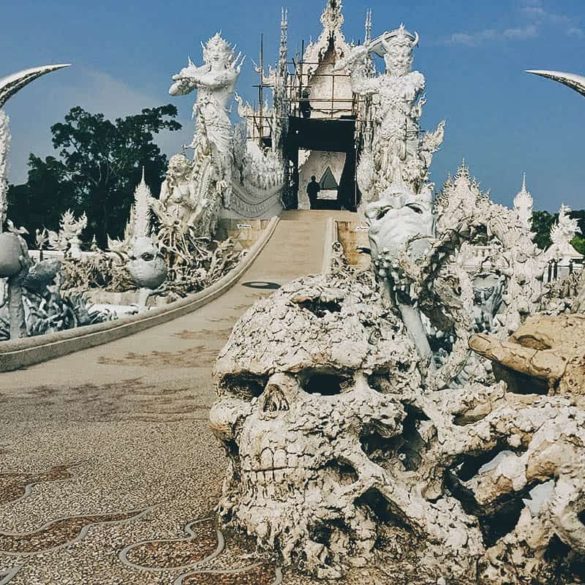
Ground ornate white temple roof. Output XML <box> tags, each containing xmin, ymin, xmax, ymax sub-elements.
<box><xmin>514</xmin><ymin>173</ymin><xmax>533</xmax><ymax>210</ymax></box>
<box><xmin>303</xmin><ymin>0</ymin><xmax>350</xmax><ymax>75</ymax></box>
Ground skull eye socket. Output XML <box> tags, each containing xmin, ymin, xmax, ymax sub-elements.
<box><xmin>219</xmin><ymin>374</ymin><xmax>267</xmax><ymax>400</ymax></box>
<box><xmin>515</xmin><ymin>334</ymin><xmax>550</xmax><ymax>351</ymax></box>
<box><xmin>300</xmin><ymin>371</ymin><xmax>352</xmax><ymax>396</ymax></box>
<box><xmin>368</xmin><ymin>372</ymin><xmax>392</xmax><ymax>394</ymax></box>
<box><xmin>405</xmin><ymin>203</ymin><xmax>424</xmax><ymax>214</ymax></box>
<box><xmin>295</xmin><ymin>298</ymin><xmax>342</xmax><ymax>318</ymax></box>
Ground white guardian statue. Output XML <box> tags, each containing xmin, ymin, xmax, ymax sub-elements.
<box><xmin>170</xmin><ymin>33</ymin><xmax>244</xmax><ymax>210</ymax></box>
<box><xmin>338</xmin><ymin>25</ymin><xmax>445</xmax><ymax>205</ymax></box>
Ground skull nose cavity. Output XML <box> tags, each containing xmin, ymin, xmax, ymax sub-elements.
<box><xmin>262</xmin><ymin>385</ymin><xmax>290</xmax><ymax>415</ymax></box>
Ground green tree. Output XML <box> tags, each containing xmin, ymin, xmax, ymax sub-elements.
<box><xmin>7</xmin><ymin>155</ymin><xmax>77</xmax><ymax>240</ymax></box>
<box><xmin>8</xmin><ymin>105</ymin><xmax>182</xmax><ymax>247</ymax></box>
<box><xmin>571</xmin><ymin>210</ymin><xmax>585</xmax><ymax>255</ymax></box>
<box><xmin>531</xmin><ymin>209</ymin><xmax>585</xmax><ymax>255</ymax></box>
<box><xmin>531</xmin><ymin>210</ymin><xmax>556</xmax><ymax>250</ymax></box>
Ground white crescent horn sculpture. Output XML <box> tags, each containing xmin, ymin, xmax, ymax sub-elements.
<box><xmin>0</xmin><ymin>64</ymin><xmax>70</xmax><ymax>109</ymax></box>
<box><xmin>0</xmin><ymin>64</ymin><xmax>70</xmax><ymax>231</ymax></box>
<box><xmin>526</xmin><ymin>69</ymin><xmax>585</xmax><ymax>98</ymax></box>
<box><xmin>0</xmin><ymin>63</ymin><xmax>70</xmax><ymax>340</ymax></box>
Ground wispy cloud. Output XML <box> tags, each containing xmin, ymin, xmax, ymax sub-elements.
<box><xmin>447</xmin><ymin>24</ymin><xmax>538</xmax><ymax>47</ymax></box>
<box><xmin>443</xmin><ymin>0</ymin><xmax>584</xmax><ymax>47</ymax></box>
<box><xmin>567</xmin><ymin>27</ymin><xmax>585</xmax><ymax>39</ymax></box>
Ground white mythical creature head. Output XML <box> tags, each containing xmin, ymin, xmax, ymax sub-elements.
<box><xmin>167</xmin><ymin>153</ymin><xmax>192</xmax><ymax>180</ymax></box>
<box><xmin>382</xmin><ymin>25</ymin><xmax>419</xmax><ymax>77</ymax></box>
<box><xmin>202</xmin><ymin>33</ymin><xmax>236</xmax><ymax>69</ymax></box>
<box><xmin>365</xmin><ymin>179</ymin><xmax>434</xmax><ymax>267</ymax></box>
<box><xmin>127</xmin><ymin>236</ymin><xmax>167</xmax><ymax>291</ymax></box>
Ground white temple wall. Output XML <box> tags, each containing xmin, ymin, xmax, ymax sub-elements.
<box><xmin>306</xmin><ymin>47</ymin><xmax>353</xmax><ymax>120</ymax></box>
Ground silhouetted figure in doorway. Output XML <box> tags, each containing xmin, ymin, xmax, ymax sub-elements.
<box><xmin>299</xmin><ymin>90</ymin><xmax>312</xmax><ymax>119</ymax></box>
<box><xmin>307</xmin><ymin>176</ymin><xmax>321</xmax><ymax>209</ymax></box>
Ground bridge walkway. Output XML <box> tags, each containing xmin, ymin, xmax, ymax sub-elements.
<box><xmin>0</xmin><ymin>210</ymin><xmax>354</xmax><ymax>584</ymax></box>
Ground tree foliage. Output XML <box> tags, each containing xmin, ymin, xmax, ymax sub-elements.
<box><xmin>570</xmin><ymin>209</ymin><xmax>585</xmax><ymax>255</ymax></box>
<box><xmin>531</xmin><ymin>209</ymin><xmax>585</xmax><ymax>254</ymax></box>
<box><xmin>8</xmin><ymin>105</ymin><xmax>181</xmax><ymax>246</ymax></box>
<box><xmin>531</xmin><ymin>211</ymin><xmax>556</xmax><ymax>250</ymax></box>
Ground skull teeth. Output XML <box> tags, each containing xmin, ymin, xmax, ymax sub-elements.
<box><xmin>243</xmin><ymin>448</ymin><xmax>314</xmax><ymax>476</ymax></box>
<box><xmin>242</xmin><ymin>467</ymin><xmax>312</xmax><ymax>501</ymax></box>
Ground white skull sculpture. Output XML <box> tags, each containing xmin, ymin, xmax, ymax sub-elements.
<box><xmin>210</xmin><ymin>273</ymin><xmax>422</xmax><ymax>578</ymax></box>
<box><xmin>127</xmin><ymin>236</ymin><xmax>167</xmax><ymax>290</ymax></box>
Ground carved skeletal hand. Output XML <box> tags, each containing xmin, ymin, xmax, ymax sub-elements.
<box><xmin>469</xmin><ymin>314</ymin><xmax>585</xmax><ymax>395</ymax></box>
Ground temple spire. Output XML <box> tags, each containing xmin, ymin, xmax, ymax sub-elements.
<box><xmin>320</xmin><ymin>0</ymin><xmax>344</xmax><ymax>41</ymax></box>
<box><xmin>365</xmin><ymin>9</ymin><xmax>373</xmax><ymax>44</ymax></box>
<box><xmin>514</xmin><ymin>173</ymin><xmax>534</xmax><ymax>230</ymax></box>
<box><xmin>279</xmin><ymin>8</ymin><xmax>288</xmax><ymax>77</ymax></box>
<box><xmin>133</xmin><ymin>167</ymin><xmax>153</xmax><ymax>239</ymax></box>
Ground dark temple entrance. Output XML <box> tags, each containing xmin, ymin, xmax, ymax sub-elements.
<box><xmin>284</xmin><ymin>116</ymin><xmax>359</xmax><ymax>211</ymax></box>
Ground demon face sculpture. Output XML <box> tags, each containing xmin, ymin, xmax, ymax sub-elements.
<box><xmin>210</xmin><ymin>273</ymin><xmax>421</xmax><ymax>578</ymax></box>
<box><xmin>365</xmin><ymin>185</ymin><xmax>434</xmax><ymax>267</ymax></box>
<box><xmin>127</xmin><ymin>236</ymin><xmax>167</xmax><ymax>291</ymax></box>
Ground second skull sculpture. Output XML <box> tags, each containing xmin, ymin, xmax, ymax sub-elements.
<box><xmin>210</xmin><ymin>273</ymin><xmax>479</xmax><ymax>579</ymax></box>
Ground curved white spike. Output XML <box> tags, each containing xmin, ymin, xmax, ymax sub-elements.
<box><xmin>0</xmin><ymin>64</ymin><xmax>70</xmax><ymax>109</ymax></box>
<box><xmin>526</xmin><ymin>69</ymin><xmax>585</xmax><ymax>98</ymax></box>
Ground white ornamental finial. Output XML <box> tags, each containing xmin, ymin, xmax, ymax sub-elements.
<box><xmin>133</xmin><ymin>167</ymin><xmax>153</xmax><ymax>239</ymax></box>
<box><xmin>365</xmin><ymin>9</ymin><xmax>373</xmax><ymax>44</ymax></box>
<box><xmin>514</xmin><ymin>173</ymin><xmax>533</xmax><ymax>230</ymax></box>
<box><xmin>457</xmin><ymin>159</ymin><xmax>470</xmax><ymax>179</ymax></box>
<box><xmin>547</xmin><ymin>203</ymin><xmax>583</xmax><ymax>262</ymax></box>
<box><xmin>321</xmin><ymin>0</ymin><xmax>344</xmax><ymax>40</ymax></box>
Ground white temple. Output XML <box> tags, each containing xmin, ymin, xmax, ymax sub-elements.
<box><xmin>1</xmin><ymin>0</ymin><xmax>582</xmax><ymax>340</ymax></box>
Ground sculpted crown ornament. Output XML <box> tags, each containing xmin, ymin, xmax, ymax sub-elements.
<box><xmin>202</xmin><ymin>33</ymin><xmax>236</xmax><ymax>66</ymax></box>
<box><xmin>381</xmin><ymin>24</ymin><xmax>419</xmax><ymax>51</ymax></box>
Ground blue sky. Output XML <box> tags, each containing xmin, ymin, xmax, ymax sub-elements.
<box><xmin>1</xmin><ymin>0</ymin><xmax>584</xmax><ymax>211</ymax></box>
